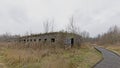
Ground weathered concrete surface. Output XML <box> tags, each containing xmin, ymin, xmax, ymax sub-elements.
<box><xmin>94</xmin><ymin>46</ymin><xmax>120</xmax><ymax>68</ymax></box>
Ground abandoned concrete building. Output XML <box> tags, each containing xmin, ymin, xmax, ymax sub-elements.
<box><xmin>18</xmin><ymin>32</ymin><xmax>82</xmax><ymax>47</ymax></box>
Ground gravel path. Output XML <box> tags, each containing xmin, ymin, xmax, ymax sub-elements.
<box><xmin>94</xmin><ymin>47</ymin><xmax>120</xmax><ymax>68</ymax></box>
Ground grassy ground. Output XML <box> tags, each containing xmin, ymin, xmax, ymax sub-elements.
<box><xmin>104</xmin><ymin>44</ymin><xmax>120</xmax><ymax>55</ymax></box>
<box><xmin>0</xmin><ymin>43</ymin><xmax>101</xmax><ymax>68</ymax></box>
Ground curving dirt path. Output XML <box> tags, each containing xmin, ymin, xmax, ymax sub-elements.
<box><xmin>94</xmin><ymin>46</ymin><xmax>120</xmax><ymax>68</ymax></box>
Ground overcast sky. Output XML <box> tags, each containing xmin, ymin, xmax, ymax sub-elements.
<box><xmin>0</xmin><ymin>0</ymin><xmax>120</xmax><ymax>37</ymax></box>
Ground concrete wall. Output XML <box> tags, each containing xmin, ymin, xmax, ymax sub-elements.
<box><xmin>18</xmin><ymin>32</ymin><xmax>82</xmax><ymax>47</ymax></box>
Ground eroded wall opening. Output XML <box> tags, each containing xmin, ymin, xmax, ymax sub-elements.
<box><xmin>24</xmin><ymin>39</ymin><xmax>26</xmax><ymax>42</ymax></box>
<box><xmin>71</xmin><ymin>38</ymin><xmax>74</xmax><ymax>47</ymax></box>
<box><xmin>44</xmin><ymin>39</ymin><xmax>47</xmax><ymax>42</ymax></box>
<box><xmin>51</xmin><ymin>38</ymin><xmax>55</xmax><ymax>43</ymax></box>
<box><xmin>27</xmin><ymin>39</ymin><xmax>29</xmax><ymax>42</ymax></box>
<box><xmin>34</xmin><ymin>39</ymin><xmax>36</xmax><ymax>42</ymax></box>
<box><xmin>39</xmin><ymin>39</ymin><xmax>41</xmax><ymax>42</ymax></box>
<box><xmin>30</xmin><ymin>39</ymin><xmax>32</xmax><ymax>42</ymax></box>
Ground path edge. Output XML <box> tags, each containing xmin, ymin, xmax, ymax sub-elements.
<box><xmin>106</xmin><ymin>48</ymin><xmax>120</xmax><ymax>57</ymax></box>
<box><xmin>91</xmin><ymin>47</ymin><xmax>104</xmax><ymax>68</ymax></box>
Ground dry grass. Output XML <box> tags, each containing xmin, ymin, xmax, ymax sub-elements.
<box><xmin>104</xmin><ymin>44</ymin><xmax>120</xmax><ymax>55</ymax></box>
<box><xmin>0</xmin><ymin>42</ymin><xmax>101</xmax><ymax>68</ymax></box>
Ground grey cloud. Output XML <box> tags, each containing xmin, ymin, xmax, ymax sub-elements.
<box><xmin>0</xmin><ymin>0</ymin><xmax>120</xmax><ymax>36</ymax></box>
<box><xmin>8</xmin><ymin>7</ymin><xmax>29</xmax><ymax>24</ymax></box>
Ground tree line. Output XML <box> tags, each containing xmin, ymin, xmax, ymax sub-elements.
<box><xmin>0</xmin><ymin>15</ymin><xmax>120</xmax><ymax>45</ymax></box>
<box><xmin>94</xmin><ymin>25</ymin><xmax>120</xmax><ymax>45</ymax></box>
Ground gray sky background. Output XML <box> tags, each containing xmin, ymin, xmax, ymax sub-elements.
<box><xmin>0</xmin><ymin>0</ymin><xmax>120</xmax><ymax>37</ymax></box>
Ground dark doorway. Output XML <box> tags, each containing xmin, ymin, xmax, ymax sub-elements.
<box><xmin>27</xmin><ymin>39</ymin><xmax>29</xmax><ymax>42</ymax></box>
<box><xmin>24</xmin><ymin>39</ymin><xmax>26</xmax><ymax>42</ymax></box>
<box><xmin>30</xmin><ymin>39</ymin><xmax>32</xmax><ymax>42</ymax></box>
<box><xmin>71</xmin><ymin>38</ymin><xmax>74</xmax><ymax>47</ymax></box>
<box><xmin>44</xmin><ymin>39</ymin><xmax>47</xmax><ymax>42</ymax></box>
<box><xmin>39</xmin><ymin>39</ymin><xmax>41</xmax><ymax>42</ymax></box>
<box><xmin>51</xmin><ymin>38</ymin><xmax>55</xmax><ymax>43</ymax></box>
<box><xmin>34</xmin><ymin>39</ymin><xmax>36</xmax><ymax>42</ymax></box>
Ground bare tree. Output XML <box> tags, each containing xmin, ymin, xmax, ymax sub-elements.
<box><xmin>80</xmin><ymin>31</ymin><xmax>90</xmax><ymax>38</ymax></box>
<box><xmin>67</xmin><ymin>16</ymin><xmax>78</xmax><ymax>34</ymax></box>
<box><xmin>43</xmin><ymin>19</ymin><xmax>55</xmax><ymax>33</ymax></box>
<box><xmin>0</xmin><ymin>32</ymin><xmax>20</xmax><ymax>42</ymax></box>
<box><xmin>50</xmin><ymin>19</ymin><xmax>54</xmax><ymax>32</ymax></box>
<box><xmin>95</xmin><ymin>25</ymin><xmax>120</xmax><ymax>44</ymax></box>
<box><xmin>43</xmin><ymin>20</ymin><xmax>49</xmax><ymax>33</ymax></box>
<box><xmin>80</xmin><ymin>31</ymin><xmax>90</xmax><ymax>42</ymax></box>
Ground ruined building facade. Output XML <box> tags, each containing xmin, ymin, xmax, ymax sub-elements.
<box><xmin>18</xmin><ymin>32</ymin><xmax>82</xmax><ymax>47</ymax></box>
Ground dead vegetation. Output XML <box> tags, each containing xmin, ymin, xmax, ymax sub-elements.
<box><xmin>102</xmin><ymin>44</ymin><xmax>120</xmax><ymax>55</ymax></box>
<box><xmin>0</xmin><ymin>42</ymin><xmax>101</xmax><ymax>68</ymax></box>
